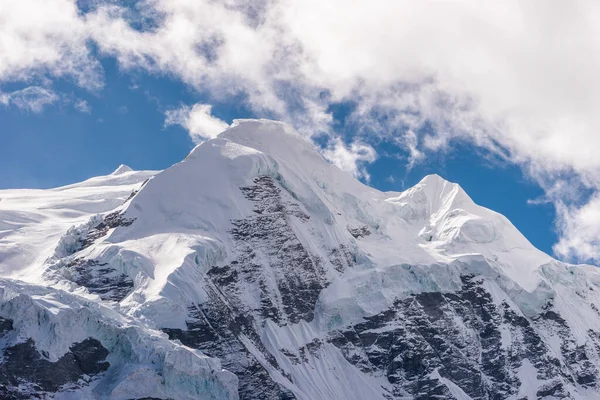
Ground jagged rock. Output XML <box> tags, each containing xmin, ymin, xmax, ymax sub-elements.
<box><xmin>323</xmin><ymin>275</ymin><xmax>598</xmax><ymax>399</ymax></box>
<box><xmin>225</xmin><ymin>175</ymin><xmax>326</xmax><ymax>324</ymax></box>
<box><xmin>79</xmin><ymin>211</ymin><xmax>135</xmax><ymax>250</ymax></box>
<box><xmin>53</xmin><ymin>211</ymin><xmax>136</xmax><ymax>260</ymax></box>
<box><xmin>0</xmin><ymin>337</ymin><xmax>109</xmax><ymax>399</ymax></box>
<box><xmin>165</xmin><ymin>304</ymin><xmax>294</xmax><ymax>400</ymax></box>
<box><xmin>348</xmin><ymin>225</ymin><xmax>370</xmax><ymax>238</ymax></box>
<box><xmin>64</xmin><ymin>258</ymin><xmax>134</xmax><ymax>301</ymax></box>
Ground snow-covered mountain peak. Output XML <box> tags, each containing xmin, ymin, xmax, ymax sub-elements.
<box><xmin>121</xmin><ymin>119</ymin><xmax>365</xmax><ymax>238</ymax></box>
<box><xmin>111</xmin><ymin>164</ymin><xmax>133</xmax><ymax>175</ymax></box>
<box><xmin>217</xmin><ymin>119</ymin><xmax>338</xmax><ymax>182</ymax></box>
<box><xmin>4</xmin><ymin>119</ymin><xmax>600</xmax><ymax>399</ymax></box>
<box><xmin>417</xmin><ymin>173</ymin><xmax>466</xmax><ymax>199</ymax></box>
<box><xmin>173</xmin><ymin>118</ymin><xmax>332</xmax><ymax>192</ymax></box>
<box><xmin>180</xmin><ymin>118</ymin><xmax>323</xmax><ymax>171</ymax></box>
<box><xmin>122</xmin><ymin>120</ymin><xmax>548</xmax><ymax>272</ymax></box>
<box><xmin>380</xmin><ymin>172</ymin><xmax>552</xmax><ymax>290</ymax></box>
<box><xmin>222</xmin><ymin>119</ymin><xmax>315</xmax><ymax>154</ymax></box>
<box><xmin>388</xmin><ymin>173</ymin><xmax>472</xmax><ymax>217</ymax></box>
<box><xmin>103</xmin><ymin>119</ymin><xmax>554</xmax><ymax>313</ymax></box>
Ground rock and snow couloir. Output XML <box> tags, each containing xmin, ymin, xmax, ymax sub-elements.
<box><xmin>1</xmin><ymin>119</ymin><xmax>600</xmax><ymax>399</ymax></box>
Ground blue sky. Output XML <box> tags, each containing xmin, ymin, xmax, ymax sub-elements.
<box><xmin>1</xmin><ymin>0</ymin><xmax>599</xmax><ymax>264</ymax></box>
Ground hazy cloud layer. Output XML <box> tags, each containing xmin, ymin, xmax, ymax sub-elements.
<box><xmin>2</xmin><ymin>0</ymin><xmax>600</xmax><ymax>262</ymax></box>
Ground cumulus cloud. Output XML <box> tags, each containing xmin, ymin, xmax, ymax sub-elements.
<box><xmin>0</xmin><ymin>86</ymin><xmax>58</xmax><ymax>112</ymax></box>
<box><xmin>165</xmin><ymin>103</ymin><xmax>229</xmax><ymax>142</ymax></box>
<box><xmin>323</xmin><ymin>138</ymin><xmax>377</xmax><ymax>181</ymax></box>
<box><xmin>553</xmin><ymin>195</ymin><xmax>600</xmax><ymax>262</ymax></box>
<box><xmin>3</xmin><ymin>0</ymin><xmax>600</xmax><ymax>262</ymax></box>
<box><xmin>0</xmin><ymin>0</ymin><xmax>102</xmax><ymax>88</ymax></box>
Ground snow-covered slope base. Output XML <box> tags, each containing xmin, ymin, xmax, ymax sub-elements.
<box><xmin>2</xmin><ymin>119</ymin><xmax>600</xmax><ymax>399</ymax></box>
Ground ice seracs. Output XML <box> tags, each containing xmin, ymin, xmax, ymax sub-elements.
<box><xmin>1</xmin><ymin>119</ymin><xmax>600</xmax><ymax>399</ymax></box>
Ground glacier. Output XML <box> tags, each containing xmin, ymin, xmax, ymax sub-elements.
<box><xmin>0</xmin><ymin>119</ymin><xmax>600</xmax><ymax>399</ymax></box>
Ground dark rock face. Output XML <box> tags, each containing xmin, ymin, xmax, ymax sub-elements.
<box><xmin>64</xmin><ymin>258</ymin><xmax>134</xmax><ymax>302</ymax></box>
<box><xmin>166</xmin><ymin>176</ymin><xmax>355</xmax><ymax>399</ymax></box>
<box><xmin>201</xmin><ymin>175</ymin><xmax>332</xmax><ymax>327</ymax></box>
<box><xmin>328</xmin><ymin>244</ymin><xmax>355</xmax><ymax>273</ymax></box>
<box><xmin>165</xmin><ymin>304</ymin><xmax>295</xmax><ymax>400</ymax></box>
<box><xmin>327</xmin><ymin>276</ymin><xmax>505</xmax><ymax>399</ymax></box>
<box><xmin>79</xmin><ymin>211</ymin><xmax>135</xmax><ymax>251</ymax></box>
<box><xmin>535</xmin><ymin>308</ymin><xmax>599</xmax><ymax>388</ymax></box>
<box><xmin>228</xmin><ymin>175</ymin><xmax>326</xmax><ymax>324</ymax></box>
<box><xmin>0</xmin><ymin>316</ymin><xmax>13</xmax><ymax>333</ymax></box>
<box><xmin>166</xmin><ymin>176</ymin><xmax>318</xmax><ymax>399</ymax></box>
<box><xmin>326</xmin><ymin>275</ymin><xmax>599</xmax><ymax>399</ymax></box>
<box><xmin>56</xmin><ymin>211</ymin><xmax>136</xmax><ymax>259</ymax></box>
<box><xmin>51</xmin><ymin>211</ymin><xmax>136</xmax><ymax>302</ymax></box>
<box><xmin>0</xmin><ymin>318</ymin><xmax>109</xmax><ymax>400</ymax></box>
<box><xmin>348</xmin><ymin>226</ymin><xmax>370</xmax><ymax>239</ymax></box>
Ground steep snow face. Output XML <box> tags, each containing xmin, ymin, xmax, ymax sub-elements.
<box><xmin>2</xmin><ymin>119</ymin><xmax>600</xmax><ymax>399</ymax></box>
<box><xmin>382</xmin><ymin>174</ymin><xmax>552</xmax><ymax>291</ymax></box>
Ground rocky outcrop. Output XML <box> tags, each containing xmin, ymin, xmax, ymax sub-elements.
<box><xmin>63</xmin><ymin>258</ymin><xmax>134</xmax><ymax>301</ymax></box>
<box><xmin>324</xmin><ymin>275</ymin><xmax>598</xmax><ymax>399</ymax></box>
<box><xmin>166</xmin><ymin>176</ymin><xmax>328</xmax><ymax>399</ymax></box>
<box><xmin>0</xmin><ymin>317</ymin><xmax>110</xmax><ymax>400</ymax></box>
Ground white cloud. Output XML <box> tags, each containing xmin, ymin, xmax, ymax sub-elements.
<box><xmin>165</xmin><ymin>103</ymin><xmax>229</xmax><ymax>142</ymax></box>
<box><xmin>0</xmin><ymin>86</ymin><xmax>58</xmax><ymax>112</ymax></box>
<box><xmin>0</xmin><ymin>0</ymin><xmax>102</xmax><ymax>88</ymax></box>
<box><xmin>323</xmin><ymin>138</ymin><xmax>377</xmax><ymax>181</ymax></box>
<box><xmin>553</xmin><ymin>195</ymin><xmax>600</xmax><ymax>262</ymax></box>
<box><xmin>3</xmin><ymin>0</ymin><xmax>600</xmax><ymax>262</ymax></box>
<box><xmin>73</xmin><ymin>99</ymin><xmax>91</xmax><ymax>114</ymax></box>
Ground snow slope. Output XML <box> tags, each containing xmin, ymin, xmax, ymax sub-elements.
<box><xmin>0</xmin><ymin>165</ymin><xmax>155</xmax><ymax>281</ymax></box>
<box><xmin>1</xmin><ymin>119</ymin><xmax>600</xmax><ymax>399</ymax></box>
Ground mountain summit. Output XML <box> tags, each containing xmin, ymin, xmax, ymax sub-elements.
<box><xmin>1</xmin><ymin>119</ymin><xmax>600</xmax><ymax>399</ymax></box>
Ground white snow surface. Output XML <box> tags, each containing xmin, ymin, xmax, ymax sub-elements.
<box><xmin>0</xmin><ymin>167</ymin><xmax>155</xmax><ymax>281</ymax></box>
<box><xmin>1</xmin><ymin>119</ymin><xmax>600</xmax><ymax>399</ymax></box>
